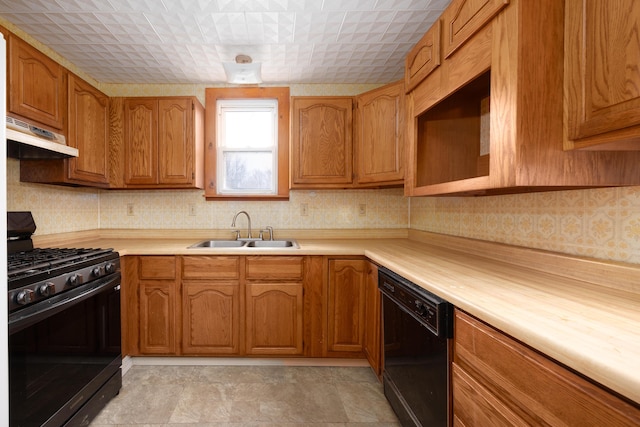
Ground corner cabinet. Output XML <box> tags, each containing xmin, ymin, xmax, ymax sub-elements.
<box><xmin>405</xmin><ymin>0</ymin><xmax>640</xmax><ymax>196</ymax></box>
<box><xmin>20</xmin><ymin>73</ymin><xmax>111</xmax><ymax>187</ymax></box>
<box><xmin>363</xmin><ymin>261</ymin><xmax>382</xmax><ymax>376</ymax></box>
<box><xmin>564</xmin><ymin>0</ymin><xmax>640</xmax><ymax>150</ymax></box>
<box><xmin>290</xmin><ymin>97</ymin><xmax>354</xmax><ymax>188</ymax></box>
<box><xmin>7</xmin><ymin>32</ymin><xmax>66</xmax><ymax>131</ymax></box>
<box><xmin>109</xmin><ymin>96</ymin><xmax>204</xmax><ymax>189</ymax></box>
<box><xmin>354</xmin><ymin>81</ymin><xmax>405</xmax><ymax>186</ymax></box>
<box><xmin>326</xmin><ymin>258</ymin><xmax>367</xmax><ymax>356</ymax></box>
<box><xmin>453</xmin><ymin>309</ymin><xmax>640</xmax><ymax>426</ymax></box>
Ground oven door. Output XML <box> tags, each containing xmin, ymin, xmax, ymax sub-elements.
<box><xmin>9</xmin><ymin>274</ymin><xmax>122</xmax><ymax>427</ymax></box>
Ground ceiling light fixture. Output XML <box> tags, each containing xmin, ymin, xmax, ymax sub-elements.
<box><xmin>223</xmin><ymin>54</ymin><xmax>262</xmax><ymax>84</ymax></box>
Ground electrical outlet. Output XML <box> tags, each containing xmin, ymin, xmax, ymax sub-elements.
<box><xmin>359</xmin><ymin>204</ymin><xmax>367</xmax><ymax>216</ymax></box>
<box><xmin>300</xmin><ymin>203</ymin><xmax>309</xmax><ymax>216</ymax></box>
<box><xmin>127</xmin><ymin>204</ymin><xmax>134</xmax><ymax>216</ymax></box>
<box><xmin>188</xmin><ymin>204</ymin><xmax>196</xmax><ymax>216</ymax></box>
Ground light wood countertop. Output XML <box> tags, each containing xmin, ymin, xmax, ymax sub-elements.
<box><xmin>38</xmin><ymin>229</ymin><xmax>640</xmax><ymax>405</ymax></box>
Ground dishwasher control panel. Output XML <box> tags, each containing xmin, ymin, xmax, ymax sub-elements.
<box><xmin>378</xmin><ymin>267</ymin><xmax>452</xmax><ymax>338</ymax></box>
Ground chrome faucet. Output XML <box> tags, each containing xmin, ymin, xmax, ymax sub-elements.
<box><xmin>231</xmin><ymin>210</ymin><xmax>253</xmax><ymax>239</ymax></box>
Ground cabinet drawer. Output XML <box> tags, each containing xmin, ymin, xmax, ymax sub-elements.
<box><xmin>405</xmin><ymin>20</ymin><xmax>441</xmax><ymax>92</ymax></box>
<box><xmin>452</xmin><ymin>363</ymin><xmax>527</xmax><ymax>427</ymax></box>
<box><xmin>182</xmin><ymin>256</ymin><xmax>240</xmax><ymax>280</ymax></box>
<box><xmin>246</xmin><ymin>256</ymin><xmax>304</xmax><ymax>280</ymax></box>
<box><xmin>454</xmin><ymin>310</ymin><xmax>640</xmax><ymax>426</ymax></box>
<box><xmin>442</xmin><ymin>0</ymin><xmax>509</xmax><ymax>58</ymax></box>
<box><xmin>138</xmin><ymin>256</ymin><xmax>176</xmax><ymax>279</ymax></box>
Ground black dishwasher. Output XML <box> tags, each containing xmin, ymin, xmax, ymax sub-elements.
<box><xmin>378</xmin><ymin>267</ymin><xmax>453</xmax><ymax>427</ymax></box>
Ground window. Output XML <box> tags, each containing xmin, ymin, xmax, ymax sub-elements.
<box><xmin>217</xmin><ymin>99</ymin><xmax>277</xmax><ymax>194</ymax></box>
<box><xmin>205</xmin><ymin>87</ymin><xmax>290</xmax><ymax>200</ymax></box>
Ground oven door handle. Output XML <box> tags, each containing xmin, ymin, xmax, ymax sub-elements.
<box><xmin>9</xmin><ymin>274</ymin><xmax>121</xmax><ymax>335</ymax></box>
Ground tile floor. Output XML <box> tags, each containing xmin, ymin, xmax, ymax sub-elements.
<box><xmin>91</xmin><ymin>363</ymin><xmax>401</xmax><ymax>426</ymax></box>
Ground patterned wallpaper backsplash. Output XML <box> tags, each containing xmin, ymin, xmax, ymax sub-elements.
<box><xmin>410</xmin><ymin>187</ymin><xmax>640</xmax><ymax>264</ymax></box>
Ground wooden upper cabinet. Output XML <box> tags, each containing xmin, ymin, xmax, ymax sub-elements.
<box><xmin>66</xmin><ymin>73</ymin><xmax>110</xmax><ymax>184</ymax></box>
<box><xmin>442</xmin><ymin>0</ymin><xmax>509</xmax><ymax>58</ymax></box>
<box><xmin>124</xmin><ymin>98</ymin><xmax>158</xmax><ymax>185</ymax></box>
<box><xmin>405</xmin><ymin>20</ymin><xmax>441</xmax><ymax>92</ymax></box>
<box><xmin>564</xmin><ymin>0</ymin><xmax>640</xmax><ymax>150</ymax></box>
<box><xmin>8</xmin><ymin>34</ymin><xmax>66</xmax><ymax>130</ymax></box>
<box><xmin>158</xmin><ymin>98</ymin><xmax>196</xmax><ymax>185</ymax></box>
<box><xmin>355</xmin><ymin>80</ymin><xmax>405</xmax><ymax>186</ymax></box>
<box><xmin>291</xmin><ymin>97</ymin><xmax>354</xmax><ymax>188</ymax></box>
<box><xmin>406</xmin><ymin>0</ymin><xmax>640</xmax><ymax>196</ymax></box>
<box><xmin>19</xmin><ymin>73</ymin><xmax>111</xmax><ymax>187</ymax></box>
<box><xmin>119</xmin><ymin>96</ymin><xmax>204</xmax><ymax>189</ymax></box>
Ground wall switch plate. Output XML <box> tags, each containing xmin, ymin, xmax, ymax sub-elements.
<box><xmin>189</xmin><ymin>204</ymin><xmax>196</xmax><ymax>216</ymax></box>
<box><xmin>301</xmin><ymin>203</ymin><xmax>309</xmax><ymax>216</ymax></box>
<box><xmin>127</xmin><ymin>204</ymin><xmax>134</xmax><ymax>216</ymax></box>
<box><xmin>359</xmin><ymin>204</ymin><xmax>366</xmax><ymax>216</ymax></box>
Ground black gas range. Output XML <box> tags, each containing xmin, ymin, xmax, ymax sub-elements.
<box><xmin>7</xmin><ymin>211</ymin><xmax>122</xmax><ymax>427</ymax></box>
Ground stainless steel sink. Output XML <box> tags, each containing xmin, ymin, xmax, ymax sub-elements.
<box><xmin>188</xmin><ymin>239</ymin><xmax>299</xmax><ymax>249</ymax></box>
<box><xmin>245</xmin><ymin>240</ymin><xmax>299</xmax><ymax>248</ymax></box>
<box><xmin>188</xmin><ymin>240</ymin><xmax>247</xmax><ymax>248</ymax></box>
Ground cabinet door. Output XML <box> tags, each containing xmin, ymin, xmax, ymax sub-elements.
<box><xmin>291</xmin><ymin>97</ymin><xmax>354</xmax><ymax>187</ymax></box>
<box><xmin>246</xmin><ymin>282</ymin><xmax>304</xmax><ymax>355</ymax></box>
<box><xmin>8</xmin><ymin>35</ymin><xmax>66</xmax><ymax>130</ymax></box>
<box><xmin>355</xmin><ymin>81</ymin><xmax>405</xmax><ymax>185</ymax></box>
<box><xmin>124</xmin><ymin>98</ymin><xmax>158</xmax><ymax>185</ymax></box>
<box><xmin>67</xmin><ymin>73</ymin><xmax>109</xmax><ymax>184</ymax></box>
<box><xmin>442</xmin><ymin>0</ymin><xmax>509</xmax><ymax>58</ymax></box>
<box><xmin>363</xmin><ymin>262</ymin><xmax>381</xmax><ymax>376</ymax></box>
<box><xmin>565</xmin><ymin>0</ymin><xmax>640</xmax><ymax>148</ymax></box>
<box><xmin>405</xmin><ymin>20</ymin><xmax>441</xmax><ymax>92</ymax></box>
<box><xmin>327</xmin><ymin>259</ymin><xmax>366</xmax><ymax>355</ymax></box>
<box><xmin>138</xmin><ymin>280</ymin><xmax>177</xmax><ymax>355</ymax></box>
<box><xmin>182</xmin><ymin>281</ymin><xmax>241</xmax><ymax>354</ymax></box>
<box><xmin>158</xmin><ymin>98</ymin><xmax>193</xmax><ymax>185</ymax></box>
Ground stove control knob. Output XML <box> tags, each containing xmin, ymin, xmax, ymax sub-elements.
<box><xmin>105</xmin><ymin>263</ymin><xmax>116</xmax><ymax>274</ymax></box>
<box><xmin>92</xmin><ymin>266</ymin><xmax>105</xmax><ymax>277</ymax></box>
<box><xmin>38</xmin><ymin>282</ymin><xmax>55</xmax><ymax>297</ymax></box>
<box><xmin>68</xmin><ymin>274</ymin><xmax>83</xmax><ymax>287</ymax></box>
<box><xmin>16</xmin><ymin>289</ymin><xmax>35</xmax><ymax>305</ymax></box>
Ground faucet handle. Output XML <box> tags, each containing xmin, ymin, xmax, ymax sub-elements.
<box><xmin>260</xmin><ymin>226</ymin><xmax>274</xmax><ymax>241</ymax></box>
<box><xmin>231</xmin><ymin>230</ymin><xmax>241</xmax><ymax>240</ymax></box>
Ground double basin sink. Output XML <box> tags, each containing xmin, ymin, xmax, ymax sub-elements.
<box><xmin>189</xmin><ymin>239</ymin><xmax>299</xmax><ymax>249</ymax></box>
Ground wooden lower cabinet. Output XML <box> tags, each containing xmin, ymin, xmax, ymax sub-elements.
<box><xmin>182</xmin><ymin>281</ymin><xmax>240</xmax><ymax>355</ymax></box>
<box><xmin>453</xmin><ymin>309</ymin><xmax>640</xmax><ymax>426</ymax></box>
<box><xmin>133</xmin><ymin>256</ymin><xmax>179</xmax><ymax>355</ymax></box>
<box><xmin>362</xmin><ymin>261</ymin><xmax>382</xmax><ymax>376</ymax></box>
<box><xmin>326</xmin><ymin>258</ymin><xmax>367</xmax><ymax>356</ymax></box>
<box><xmin>138</xmin><ymin>280</ymin><xmax>178</xmax><ymax>355</ymax></box>
<box><xmin>124</xmin><ymin>255</ymin><xmax>381</xmax><ymax>367</ymax></box>
<box><xmin>246</xmin><ymin>282</ymin><xmax>303</xmax><ymax>355</ymax></box>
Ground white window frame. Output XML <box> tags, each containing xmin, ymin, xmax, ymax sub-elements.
<box><xmin>215</xmin><ymin>98</ymin><xmax>278</xmax><ymax>195</ymax></box>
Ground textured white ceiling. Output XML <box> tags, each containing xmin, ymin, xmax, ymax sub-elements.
<box><xmin>0</xmin><ymin>0</ymin><xmax>450</xmax><ymax>84</ymax></box>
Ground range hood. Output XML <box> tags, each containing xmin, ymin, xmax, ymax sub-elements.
<box><xmin>6</xmin><ymin>115</ymin><xmax>78</xmax><ymax>159</ymax></box>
